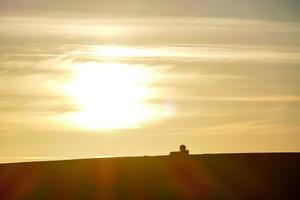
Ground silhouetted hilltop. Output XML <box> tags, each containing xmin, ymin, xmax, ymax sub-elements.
<box><xmin>1</xmin><ymin>153</ymin><xmax>300</xmax><ymax>200</ymax></box>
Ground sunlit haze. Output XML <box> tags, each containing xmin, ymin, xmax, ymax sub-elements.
<box><xmin>0</xmin><ymin>0</ymin><xmax>300</xmax><ymax>163</ymax></box>
<box><xmin>62</xmin><ymin>61</ymin><xmax>171</xmax><ymax>130</ymax></box>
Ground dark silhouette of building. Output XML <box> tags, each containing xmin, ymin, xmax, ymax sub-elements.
<box><xmin>170</xmin><ymin>145</ymin><xmax>189</xmax><ymax>156</ymax></box>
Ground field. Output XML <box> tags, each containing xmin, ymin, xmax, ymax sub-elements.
<box><xmin>1</xmin><ymin>153</ymin><xmax>300</xmax><ymax>200</ymax></box>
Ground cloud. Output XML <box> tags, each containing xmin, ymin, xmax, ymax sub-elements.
<box><xmin>1</xmin><ymin>0</ymin><xmax>299</xmax><ymax>22</ymax></box>
<box><xmin>191</xmin><ymin>95</ymin><xmax>300</xmax><ymax>102</ymax></box>
<box><xmin>0</xmin><ymin>63</ymin><xmax>68</xmax><ymax>77</ymax></box>
<box><xmin>0</xmin><ymin>0</ymin><xmax>300</xmax><ymax>162</ymax></box>
<box><xmin>1</xmin><ymin>16</ymin><xmax>300</xmax><ymax>47</ymax></box>
<box><xmin>0</xmin><ymin>94</ymin><xmax>77</xmax><ymax>115</ymax></box>
<box><xmin>197</xmin><ymin>119</ymin><xmax>300</xmax><ymax>135</ymax></box>
<box><xmin>48</xmin><ymin>44</ymin><xmax>300</xmax><ymax>64</ymax></box>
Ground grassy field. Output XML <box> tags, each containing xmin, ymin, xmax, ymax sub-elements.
<box><xmin>1</xmin><ymin>153</ymin><xmax>300</xmax><ymax>200</ymax></box>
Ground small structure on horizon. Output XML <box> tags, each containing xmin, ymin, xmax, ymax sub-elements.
<box><xmin>170</xmin><ymin>145</ymin><xmax>189</xmax><ymax>156</ymax></box>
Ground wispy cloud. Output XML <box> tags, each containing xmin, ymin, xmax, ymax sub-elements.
<box><xmin>0</xmin><ymin>94</ymin><xmax>76</xmax><ymax>115</ymax></box>
<box><xmin>71</xmin><ymin>45</ymin><xmax>300</xmax><ymax>63</ymax></box>
<box><xmin>191</xmin><ymin>95</ymin><xmax>300</xmax><ymax>102</ymax></box>
<box><xmin>1</xmin><ymin>2</ymin><xmax>300</xmax><ymax>161</ymax></box>
<box><xmin>1</xmin><ymin>16</ymin><xmax>300</xmax><ymax>47</ymax></box>
<box><xmin>1</xmin><ymin>0</ymin><xmax>299</xmax><ymax>22</ymax></box>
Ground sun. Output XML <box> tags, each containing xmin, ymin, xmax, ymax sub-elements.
<box><xmin>62</xmin><ymin>62</ymin><xmax>162</xmax><ymax>130</ymax></box>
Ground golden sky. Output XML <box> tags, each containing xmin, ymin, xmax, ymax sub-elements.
<box><xmin>1</xmin><ymin>0</ymin><xmax>300</xmax><ymax>163</ymax></box>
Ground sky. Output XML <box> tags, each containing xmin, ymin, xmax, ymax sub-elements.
<box><xmin>0</xmin><ymin>0</ymin><xmax>300</xmax><ymax>163</ymax></box>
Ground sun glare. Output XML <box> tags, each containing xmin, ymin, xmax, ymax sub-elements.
<box><xmin>62</xmin><ymin>62</ymin><xmax>166</xmax><ymax>130</ymax></box>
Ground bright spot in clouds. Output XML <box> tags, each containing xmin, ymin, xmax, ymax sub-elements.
<box><xmin>62</xmin><ymin>62</ymin><xmax>172</xmax><ymax>130</ymax></box>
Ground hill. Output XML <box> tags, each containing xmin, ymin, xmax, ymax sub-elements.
<box><xmin>1</xmin><ymin>153</ymin><xmax>300</xmax><ymax>200</ymax></box>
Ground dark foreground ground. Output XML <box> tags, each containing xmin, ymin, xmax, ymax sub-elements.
<box><xmin>0</xmin><ymin>153</ymin><xmax>300</xmax><ymax>200</ymax></box>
